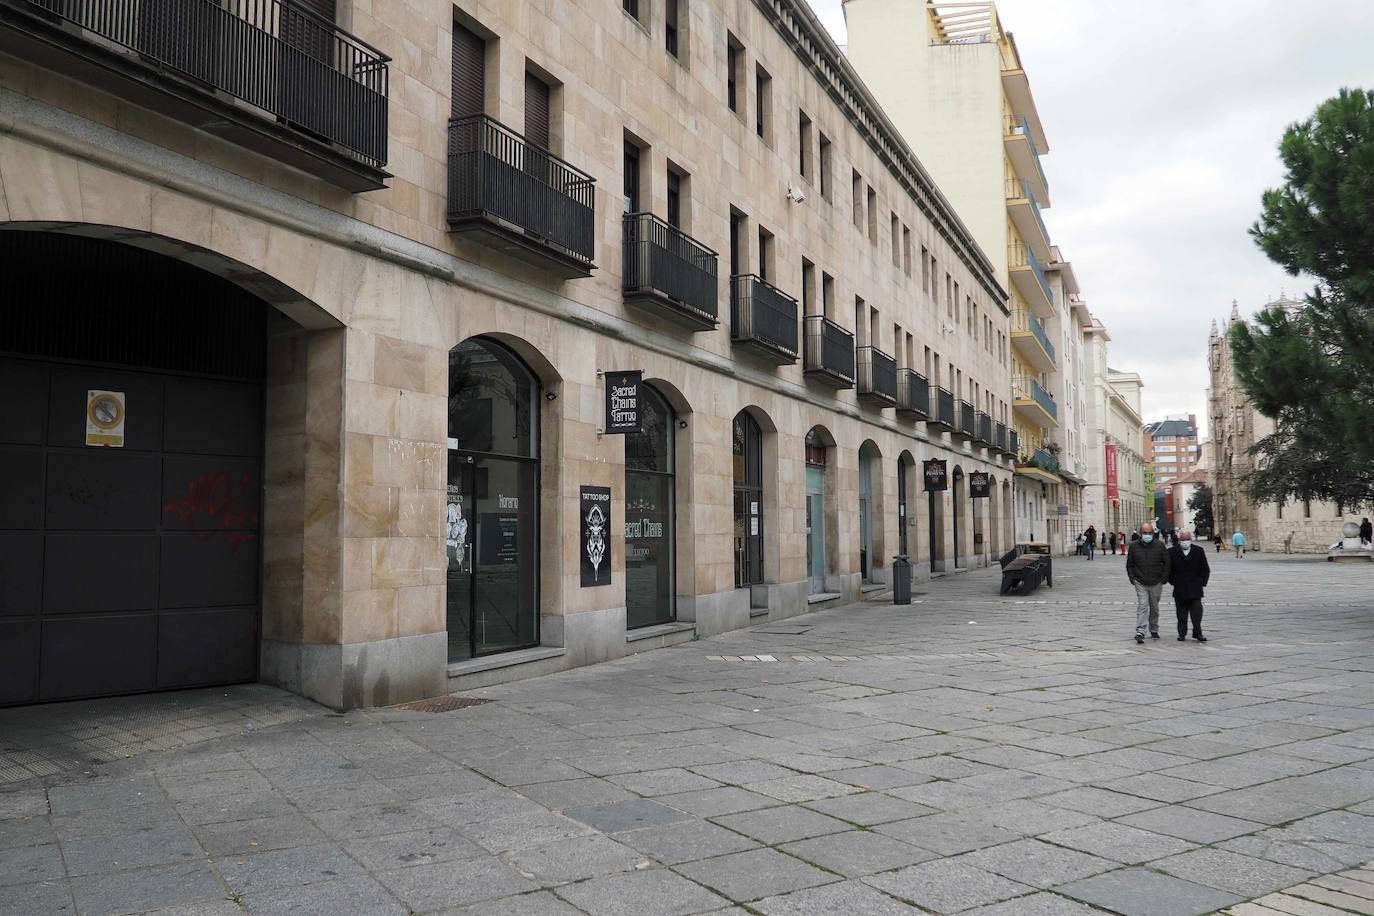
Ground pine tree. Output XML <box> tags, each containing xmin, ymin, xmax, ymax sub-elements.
<box><xmin>1232</xmin><ymin>88</ymin><xmax>1374</xmax><ymax>509</ymax></box>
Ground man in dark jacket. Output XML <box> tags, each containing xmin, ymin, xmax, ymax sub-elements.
<box><xmin>1108</xmin><ymin>530</ymin><xmax>1117</xmax><ymax>556</ymax></box>
<box><xmin>1168</xmin><ymin>529</ymin><xmax>1211</xmax><ymax>641</ymax></box>
<box><xmin>1126</xmin><ymin>522</ymin><xmax>1171</xmax><ymax>644</ymax></box>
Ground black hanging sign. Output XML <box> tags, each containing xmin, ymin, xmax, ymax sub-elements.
<box><xmin>603</xmin><ymin>371</ymin><xmax>643</xmax><ymax>434</ymax></box>
<box><xmin>580</xmin><ymin>486</ymin><xmax>612</xmax><ymax>587</ymax></box>
<box><xmin>969</xmin><ymin>470</ymin><xmax>990</xmax><ymax>498</ymax></box>
<box><xmin>923</xmin><ymin>459</ymin><xmax>948</xmax><ymax>492</ymax></box>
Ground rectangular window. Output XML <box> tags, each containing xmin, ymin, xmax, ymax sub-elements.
<box><xmin>852</xmin><ymin>170</ymin><xmax>863</xmax><ymax>229</ymax></box>
<box><xmin>524</xmin><ymin>71</ymin><xmax>551</xmax><ymax>150</ymax></box>
<box><xmin>451</xmin><ymin>22</ymin><xmax>486</xmax><ymax>119</ymax></box>
<box><xmin>822</xmin><ymin>272</ymin><xmax>835</xmax><ymax>319</ymax></box>
<box><xmin>623</xmin><ymin>0</ymin><xmax>639</xmax><ymax>19</ymax></box>
<box><xmin>665</xmin><ymin>0</ymin><xmax>679</xmax><ymax>57</ymax></box>
<box><xmin>921</xmin><ymin>246</ymin><xmax>930</xmax><ymax>293</ymax></box>
<box><xmin>666</xmin><ymin>168</ymin><xmax>682</xmax><ymax>228</ymax></box>
<box><xmin>757</xmin><ymin>226</ymin><xmax>774</xmax><ymax>282</ymax></box>
<box><xmin>623</xmin><ymin>139</ymin><xmax>641</xmax><ymax>213</ymax></box>
<box><xmin>902</xmin><ymin>226</ymin><xmax>912</xmax><ymax>277</ymax></box>
<box><xmin>854</xmin><ymin>297</ymin><xmax>867</xmax><ymax>346</ymax></box>
<box><xmin>755</xmin><ymin>64</ymin><xmax>771</xmax><ymax>141</ymax></box>
<box><xmin>945</xmin><ymin>274</ymin><xmax>953</xmax><ymax>317</ymax></box>
<box><xmin>802</xmin><ymin>259</ymin><xmax>816</xmax><ymax>315</ymax></box>
<box><xmin>729</xmin><ymin>209</ymin><xmax>745</xmax><ymax>277</ymax></box>
<box><xmin>818</xmin><ymin>132</ymin><xmax>831</xmax><ymax>200</ymax></box>
<box><xmin>726</xmin><ymin>34</ymin><xmax>742</xmax><ymax>113</ymax></box>
<box><xmin>798</xmin><ymin>110</ymin><xmax>812</xmax><ymax>179</ymax></box>
<box><xmin>890</xmin><ymin>213</ymin><xmax>900</xmax><ymax>267</ymax></box>
<box><xmin>866</xmin><ymin>186</ymin><xmax>877</xmax><ymax>243</ymax></box>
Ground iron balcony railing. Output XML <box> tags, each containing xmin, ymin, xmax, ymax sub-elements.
<box><xmin>730</xmin><ymin>274</ymin><xmax>799</xmax><ymax>363</ymax></box>
<box><xmin>896</xmin><ymin>369</ymin><xmax>929</xmax><ymax>418</ymax></box>
<box><xmin>1009</xmin><ymin>242</ymin><xmax>1055</xmax><ymax>308</ymax></box>
<box><xmin>932</xmin><ymin>387</ymin><xmax>956</xmax><ymax>430</ymax></box>
<box><xmin>623</xmin><ymin>212</ymin><xmax>719</xmax><ymax>328</ymax></box>
<box><xmin>856</xmin><ymin>346</ymin><xmax>898</xmax><ymax>406</ymax></box>
<box><xmin>1032</xmin><ymin>446</ymin><xmax>1061</xmax><ymax>475</ymax></box>
<box><xmin>995</xmin><ymin>421</ymin><xmax>1008</xmax><ymax>454</ymax></box>
<box><xmin>13</xmin><ymin>0</ymin><xmax>390</xmax><ymax>167</ymax></box>
<box><xmin>977</xmin><ymin>411</ymin><xmax>993</xmax><ymax>446</ymax></box>
<box><xmin>1014</xmin><ymin>376</ymin><xmax>1058</xmax><ymax>421</ymax></box>
<box><xmin>448</xmin><ymin>115</ymin><xmax>596</xmax><ymax>271</ymax></box>
<box><xmin>1005</xmin><ymin>177</ymin><xmax>1051</xmax><ymax>244</ymax></box>
<box><xmin>802</xmin><ymin>315</ymin><xmax>855</xmax><ymax>388</ymax></box>
<box><xmin>1008</xmin><ymin>429</ymin><xmax>1019</xmax><ymax>457</ymax></box>
<box><xmin>1012</xmin><ymin>308</ymin><xmax>1056</xmax><ymax>364</ymax></box>
<box><xmin>1004</xmin><ymin>113</ymin><xmax>1049</xmax><ymax>193</ymax></box>
<box><xmin>956</xmin><ymin>399</ymin><xmax>976</xmax><ymax>439</ymax></box>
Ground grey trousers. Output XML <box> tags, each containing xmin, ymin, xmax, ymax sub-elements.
<box><xmin>1134</xmin><ymin>581</ymin><xmax>1162</xmax><ymax>636</ymax></box>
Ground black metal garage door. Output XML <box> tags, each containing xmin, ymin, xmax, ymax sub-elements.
<box><xmin>0</xmin><ymin>232</ymin><xmax>266</xmax><ymax>706</ymax></box>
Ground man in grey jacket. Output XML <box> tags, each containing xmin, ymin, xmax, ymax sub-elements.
<box><xmin>1127</xmin><ymin>522</ymin><xmax>1171</xmax><ymax>644</ymax></box>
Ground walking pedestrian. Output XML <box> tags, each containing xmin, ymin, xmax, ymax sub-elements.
<box><xmin>1127</xmin><ymin>522</ymin><xmax>1171</xmax><ymax>644</ymax></box>
<box><xmin>1168</xmin><ymin>528</ymin><xmax>1210</xmax><ymax>642</ymax></box>
<box><xmin>1284</xmin><ymin>531</ymin><xmax>1295</xmax><ymax>554</ymax></box>
<box><xmin>1108</xmin><ymin>530</ymin><xmax>1117</xmax><ymax>556</ymax></box>
<box><xmin>1085</xmin><ymin>525</ymin><xmax>1096</xmax><ymax>560</ymax></box>
<box><xmin>1075</xmin><ymin>533</ymin><xmax>1085</xmax><ymax>557</ymax></box>
<box><xmin>1213</xmin><ymin>532</ymin><xmax>1223</xmax><ymax>553</ymax></box>
<box><xmin>1118</xmin><ymin>531</ymin><xmax>1126</xmax><ymax>555</ymax></box>
<box><xmin>1100</xmin><ymin>532</ymin><xmax>1107</xmax><ymax>553</ymax></box>
<box><xmin>1232</xmin><ymin>528</ymin><xmax>1246</xmax><ymax>558</ymax></box>
<box><xmin>1361</xmin><ymin>517</ymin><xmax>1372</xmax><ymax>545</ymax></box>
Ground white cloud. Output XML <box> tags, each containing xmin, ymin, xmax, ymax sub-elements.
<box><xmin>805</xmin><ymin>0</ymin><xmax>1374</xmax><ymax>435</ymax></box>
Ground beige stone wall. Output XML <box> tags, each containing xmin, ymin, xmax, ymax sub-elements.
<box><xmin>1</xmin><ymin>0</ymin><xmax>1018</xmax><ymax>704</ymax></box>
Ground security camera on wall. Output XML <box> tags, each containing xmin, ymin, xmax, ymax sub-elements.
<box><xmin>786</xmin><ymin>186</ymin><xmax>806</xmax><ymax>203</ymax></box>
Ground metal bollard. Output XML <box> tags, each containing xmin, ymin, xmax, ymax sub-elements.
<box><xmin>891</xmin><ymin>555</ymin><xmax>912</xmax><ymax>605</ymax></box>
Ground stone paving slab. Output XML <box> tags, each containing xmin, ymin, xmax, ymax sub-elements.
<box><xmin>4</xmin><ymin>554</ymin><xmax>1374</xmax><ymax>913</ymax></box>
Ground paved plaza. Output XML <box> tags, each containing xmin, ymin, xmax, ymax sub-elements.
<box><xmin>3</xmin><ymin>551</ymin><xmax>1374</xmax><ymax>915</ymax></box>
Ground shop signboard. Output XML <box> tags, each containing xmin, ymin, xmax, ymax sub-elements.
<box><xmin>580</xmin><ymin>486</ymin><xmax>612</xmax><ymax>587</ymax></box>
<box><xmin>923</xmin><ymin>459</ymin><xmax>947</xmax><ymax>492</ymax></box>
<box><xmin>603</xmin><ymin>371</ymin><xmax>643</xmax><ymax>434</ymax></box>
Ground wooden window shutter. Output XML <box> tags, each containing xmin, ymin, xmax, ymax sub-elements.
<box><xmin>525</xmin><ymin>73</ymin><xmax>550</xmax><ymax>149</ymax></box>
<box><xmin>451</xmin><ymin>24</ymin><xmax>485</xmax><ymax>119</ymax></box>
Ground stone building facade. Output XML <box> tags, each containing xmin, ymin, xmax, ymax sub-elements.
<box><xmin>1207</xmin><ymin>299</ymin><xmax>1363</xmax><ymax>552</ymax></box>
<box><xmin>0</xmin><ymin>0</ymin><xmax>1016</xmax><ymax>709</ymax></box>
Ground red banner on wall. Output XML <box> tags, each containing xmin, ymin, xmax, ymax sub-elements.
<box><xmin>1105</xmin><ymin>444</ymin><xmax>1119</xmax><ymax>500</ymax></box>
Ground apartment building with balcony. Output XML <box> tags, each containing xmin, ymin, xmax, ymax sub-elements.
<box><xmin>846</xmin><ymin>0</ymin><xmax>1065</xmax><ymax>546</ymax></box>
<box><xmin>0</xmin><ymin>0</ymin><xmax>1016</xmax><ymax>709</ymax></box>
<box><xmin>1143</xmin><ymin>414</ymin><xmax>1200</xmax><ymax>486</ymax></box>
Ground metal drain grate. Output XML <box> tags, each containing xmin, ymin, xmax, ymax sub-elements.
<box><xmin>393</xmin><ymin>695</ymin><xmax>492</xmax><ymax>713</ymax></box>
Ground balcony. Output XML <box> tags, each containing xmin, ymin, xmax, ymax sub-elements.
<box><xmin>730</xmin><ymin>275</ymin><xmax>799</xmax><ymax>364</ymax></box>
<box><xmin>1003</xmin><ymin>113</ymin><xmax>1049</xmax><ymax>204</ymax></box>
<box><xmin>448</xmin><ymin>115</ymin><xmax>596</xmax><ymax>277</ymax></box>
<box><xmin>953</xmin><ymin>399</ymin><xmax>976</xmax><ymax>442</ymax></box>
<box><xmin>977</xmin><ymin>412</ymin><xmax>993</xmax><ymax>447</ymax></box>
<box><xmin>1013</xmin><ymin>376</ymin><xmax>1059</xmax><ymax>427</ymax></box>
<box><xmin>930</xmin><ymin>387</ymin><xmax>956</xmax><ymax>432</ymax></box>
<box><xmin>802</xmin><ymin>315</ymin><xmax>855</xmax><ymax>388</ymax></box>
<box><xmin>896</xmin><ymin>369</ymin><xmax>929</xmax><ymax>419</ymax></box>
<box><xmin>1005</xmin><ymin>178</ymin><xmax>1051</xmax><ymax>261</ymax></box>
<box><xmin>856</xmin><ymin>347</ymin><xmax>898</xmax><ymax>407</ymax></box>
<box><xmin>1017</xmin><ymin>444</ymin><xmax>1063</xmax><ymax>483</ymax></box>
<box><xmin>995</xmin><ymin>421</ymin><xmax>1008</xmax><ymax>455</ymax></box>
<box><xmin>0</xmin><ymin>0</ymin><xmax>390</xmax><ymax>191</ymax></box>
<box><xmin>1010</xmin><ymin>308</ymin><xmax>1056</xmax><ymax>371</ymax></box>
<box><xmin>623</xmin><ymin>213</ymin><xmax>719</xmax><ymax>329</ymax></box>
<box><xmin>1008</xmin><ymin>429</ymin><xmax>1019</xmax><ymax>458</ymax></box>
<box><xmin>1008</xmin><ymin>241</ymin><xmax>1055</xmax><ymax>318</ymax></box>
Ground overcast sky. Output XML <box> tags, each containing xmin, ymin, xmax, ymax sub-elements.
<box><xmin>804</xmin><ymin>0</ymin><xmax>1374</xmax><ymax>437</ymax></box>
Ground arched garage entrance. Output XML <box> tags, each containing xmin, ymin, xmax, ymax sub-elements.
<box><xmin>0</xmin><ymin>230</ymin><xmax>276</xmax><ymax>706</ymax></box>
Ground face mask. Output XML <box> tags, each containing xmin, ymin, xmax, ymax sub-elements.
<box><xmin>1142</xmin><ymin>535</ymin><xmax>1154</xmax><ymax>543</ymax></box>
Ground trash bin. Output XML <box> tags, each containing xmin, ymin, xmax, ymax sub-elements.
<box><xmin>891</xmin><ymin>555</ymin><xmax>912</xmax><ymax>605</ymax></box>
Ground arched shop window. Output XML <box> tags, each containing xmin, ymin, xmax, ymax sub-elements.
<box><xmin>733</xmin><ymin>412</ymin><xmax>764</xmax><ymax>587</ymax></box>
<box><xmin>625</xmin><ymin>386</ymin><xmax>675</xmax><ymax>628</ymax></box>
<box><xmin>446</xmin><ymin>338</ymin><xmax>539</xmax><ymax>662</ymax></box>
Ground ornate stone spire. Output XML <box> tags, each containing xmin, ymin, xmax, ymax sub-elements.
<box><xmin>1230</xmin><ymin>299</ymin><xmax>1240</xmax><ymax>321</ymax></box>
<box><xmin>1210</xmin><ymin>318</ymin><xmax>1219</xmax><ymax>337</ymax></box>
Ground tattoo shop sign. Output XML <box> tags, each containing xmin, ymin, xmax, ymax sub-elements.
<box><xmin>580</xmin><ymin>486</ymin><xmax>612</xmax><ymax>587</ymax></box>
<box><xmin>603</xmin><ymin>370</ymin><xmax>643</xmax><ymax>434</ymax></box>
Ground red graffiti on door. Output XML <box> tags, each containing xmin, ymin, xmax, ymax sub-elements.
<box><xmin>163</xmin><ymin>472</ymin><xmax>259</xmax><ymax>545</ymax></box>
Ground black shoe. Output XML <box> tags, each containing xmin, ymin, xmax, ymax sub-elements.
<box><xmin>1135</xmin><ymin>634</ymin><xmax>1145</xmax><ymax>644</ymax></box>
<box><xmin>1194</xmin><ymin>635</ymin><xmax>1208</xmax><ymax>642</ymax></box>
<box><xmin>1177</xmin><ymin>635</ymin><xmax>1186</xmax><ymax>641</ymax></box>
<box><xmin>1151</xmin><ymin>633</ymin><xmax>1161</xmax><ymax>639</ymax></box>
